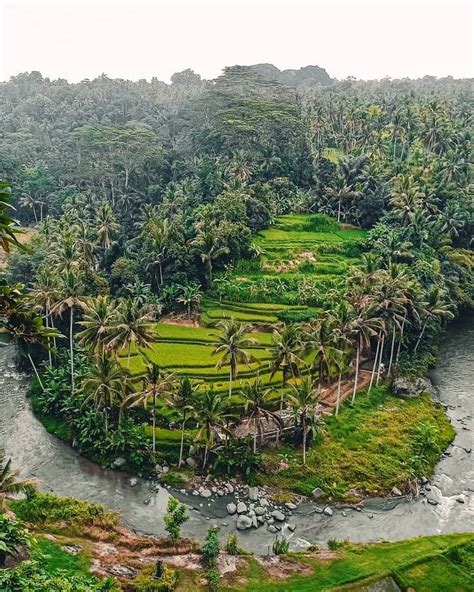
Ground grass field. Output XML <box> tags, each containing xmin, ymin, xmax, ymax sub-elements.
<box><xmin>258</xmin><ymin>386</ymin><xmax>455</xmax><ymax>500</ymax></box>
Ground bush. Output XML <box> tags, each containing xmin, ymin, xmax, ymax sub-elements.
<box><xmin>0</xmin><ymin>514</ymin><xmax>32</xmax><ymax>567</ymax></box>
<box><xmin>163</xmin><ymin>497</ymin><xmax>188</xmax><ymax>545</ymax></box>
<box><xmin>11</xmin><ymin>491</ymin><xmax>117</xmax><ymax>529</ymax></box>
<box><xmin>202</xmin><ymin>526</ymin><xmax>220</xmax><ymax>566</ymax></box>
<box><xmin>277</xmin><ymin>309</ymin><xmax>316</xmax><ymax>324</ymax></box>
<box><xmin>133</xmin><ymin>564</ymin><xmax>179</xmax><ymax>592</ymax></box>
<box><xmin>225</xmin><ymin>533</ymin><xmax>241</xmax><ymax>555</ymax></box>
<box><xmin>159</xmin><ymin>471</ymin><xmax>187</xmax><ymax>487</ymax></box>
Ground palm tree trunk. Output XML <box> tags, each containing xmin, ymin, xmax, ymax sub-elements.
<box><xmin>45</xmin><ymin>305</ymin><xmax>52</xmax><ymax>368</ymax></box>
<box><xmin>253</xmin><ymin>428</ymin><xmax>257</xmax><ymax>453</ymax></box>
<box><xmin>302</xmin><ymin>417</ymin><xmax>307</xmax><ymax>465</ymax></box>
<box><xmin>336</xmin><ymin>370</ymin><xmax>342</xmax><ymax>416</ymax></box>
<box><xmin>203</xmin><ymin>444</ymin><xmax>208</xmax><ymax>469</ymax></box>
<box><xmin>228</xmin><ymin>367</ymin><xmax>233</xmax><ymax>399</ymax></box>
<box><xmin>70</xmin><ymin>308</ymin><xmax>75</xmax><ymax>395</ymax></box>
<box><xmin>351</xmin><ymin>344</ymin><xmax>360</xmax><ymax>405</ymax></box>
<box><xmin>376</xmin><ymin>333</ymin><xmax>385</xmax><ymax>385</ymax></box>
<box><xmin>414</xmin><ymin>321</ymin><xmax>427</xmax><ymax>353</ymax></box>
<box><xmin>179</xmin><ymin>416</ymin><xmax>186</xmax><ymax>467</ymax></box>
<box><xmin>368</xmin><ymin>334</ymin><xmax>381</xmax><ymax>395</ymax></box>
<box><xmin>28</xmin><ymin>353</ymin><xmax>44</xmax><ymax>390</ymax></box>
<box><xmin>396</xmin><ymin>312</ymin><xmax>407</xmax><ymax>364</ymax></box>
<box><xmin>152</xmin><ymin>392</ymin><xmax>156</xmax><ymax>458</ymax></box>
<box><xmin>387</xmin><ymin>326</ymin><xmax>397</xmax><ymax>377</ymax></box>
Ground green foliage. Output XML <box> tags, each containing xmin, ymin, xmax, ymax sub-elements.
<box><xmin>0</xmin><ymin>514</ymin><xmax>32</xmax><ymax>567</ymax></box>
<box><xmin>11</xmin><ymin>491</ymin><xmax>118</xmax><ymax>529</ymax></box>
<box><xmin>163</xmin><ymin>497</ymin><xmax>188</xmax><ymax>545</ymax></box>
<box><xmin>202</xmin><ymin>526</ymin><xmax>220</xmax><ymax>565</ymax></box>
<box><xmin>132</xmin><ymin>564</ymin><xmax>179</xmax><ymax>592</ymax></box>
<box><xmin>272</xmin><ymin>536</ymin><xmax>290</xmax><ymax>555</ymax></box>
<box><xmin>225</xmin><ymin>533</ymin><xmax>242</xmax><ymax>555</ymax></box>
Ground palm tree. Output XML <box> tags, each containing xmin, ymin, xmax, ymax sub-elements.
<box><xmin>126</xmin><ymin>363</ymin><xmax>176</xmax><ymax>458</ymax></box>
<box><xmin>288</xmin><ymin>377</ymin><xmax>320</xmax><ymax>466</ymax></box>
<box><xmin>331</xmin><ymin>302</ymin><xmax>354</xmax><ymax>415</ymax></box>
<box><xmin>190</xmin><ymin>223</ymin><xmax>229</xmax><ymax>287</ymax></box>
<box><xmin>212</xmin><ymin>319</ymin><xmax>256</xmax><ymax>399</ymax></box>
<box><xmin>143</xmin><ymin>217</ymin><xmax>171</xmax><ymax>289</ymax></box>
<box><xmin>0</xmin><ymin>454</ymin><xmax>38</xmax><ymax>515</ymax></box>
<box><xmin>269</xmin><ymin>323</ymin><xmax>303</xmax><ymax>410</ymax></box>
<box><xmin>303</xmin><ymin>316</ymin><xmax>341</xmax><ymax>394</ymax></box>
<box><xmin>178</xmin><ymin>284</ymin><xmax>202</xmax><ymax>319</ymax></box>
<box><xmin>414</xmin><ymin>287</ymin><xmax>455</xmax><ymax>352</ymax></box>
<box><xmin>80</xmin><ymin>354</ymin><xmax>129</xmax><ymax>432</ymax></box>
<box><xmin>345</xmin><ymin>300</ymin><xmax>381</xmax><ymax>404</ymax></box>
<box><xmin>171</xmin><ymin>376</ymin><xmax>196</xmax><ymax>467</ymax></box>
<box><xmin>76</xmin><ymin>295</ymin><xmax>117</xmax><ymax>355</ymax></box>
<box><xmin>192</xmin><ymin>389</ymin><xmax>232</xmax><ymax>469</ymax></box>
<box><xmin>51</xmin><ymin>269</ymin><xmax>85</xmax><ymax>395</ymax></box>
<box><xmin>95</xmin><ymin>201</ymin><xmax>119</xmax><ymax>249</ymax></box>
<box><xmin>108</xmin><ymin>299</ymin><xmax>155</xmax><ymax>368</ymax></box>
<box><xmin>31</xmin><ymin>267</ymin><xmax>59</xmax><ymax>367</ymax></box>
<box><xmin>242</xmin><ymin>380</ymin><xmax>283</xmax><ymax>452</ymax></box>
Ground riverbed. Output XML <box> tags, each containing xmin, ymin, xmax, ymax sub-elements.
<box><xmin>1</xmin><ymin>316</ymin><xmax>472</xmax><ymax>552</ymax></box>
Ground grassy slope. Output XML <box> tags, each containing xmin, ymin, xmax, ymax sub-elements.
<box><xmin>259</xmin><ymin>387</ymin><xmax>455</xmax><ymax>500</ymax></box>
<box><xmin>224</xmin><ymin>535</ymin><xmax>474</xmax><ymax>592</ymax></box>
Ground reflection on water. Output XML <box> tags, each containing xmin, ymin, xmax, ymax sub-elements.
<box><xmin>0</xmin><ymin>314</ymin><xmax>473</xmax><ymax>551</ymax></box>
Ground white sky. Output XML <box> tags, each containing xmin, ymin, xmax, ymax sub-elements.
<box><xmin>0</xmin><ymin>0</ymin><xmax>472</xmax><ymax>82</ymax></box>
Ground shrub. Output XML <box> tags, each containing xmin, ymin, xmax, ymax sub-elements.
<box><xmin>225</xmin><ymin>533</ymin><xmax>241</xmax><ymax>555</ymax></box>
<box><xmin>272</xmin><ymin>536</ymin><xmax>290</xmax><ymax>555</ymax></box>
<box><xmin>277</xmin><ymin>309</ymin><xmax>316</xmax><ymax>324</ymax></box>
<box><xmin>133</xmin><ymin>564</ymin><xmax>179</xmax><ymax>592</ymax></box>
<box><xmin>158</xmin><ymin>471</ymin><xmax>187</xmax><ymax>487</ymax></box>
<box><xmin>12</xmin><ymin>491</ymin><xmax>118</xmax><ymax>529</ymax></box>
<box><xmin>163</xmin><ymin>497</ymin><xmax>188</xmax><ymax>545</ymax></box>
<box><xmin>202</xmin><ymin>526</ymin><xmax>220</xmax><ymax>566</ymax></box>
<box><xmin>0</xmin><ymin>514</ymin><xmax>32</xmax><ymax>567</ymax></box>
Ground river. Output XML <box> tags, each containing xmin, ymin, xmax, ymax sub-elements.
<box><xmin>1</xmin><ymin>315</ymin><xmax>473</xmax><ymax>552</ymax></box>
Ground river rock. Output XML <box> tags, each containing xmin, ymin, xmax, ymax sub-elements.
<box><xmin>236</xmin><ymin>515</ymin><xmax>253</xmax><ymax>530</ymax></box>
<box><xmin>200</xmin><ymin>489</ymin><xmax>212</xmax><ymax>498</ymax></box>
<box><xmin>112</xmin><ymin>457</ymin><xmax>126</xmax><ymax>468</ymax></box>
<box><xmin>391</xmin><ymin>487</ymin><xmax>402</xmax><ymax>496</ymax></box>
<box><xmin>248</xmin><ymin>486</ymin><xmax>259</xmax><ymax>501</ymax></box>
<box><xmin>311</xmin><ymin>487</ymin><xmax>324</xmax><ymax>499</ymax></box>
<box><xmin>255</xmin><ymin>506</ymin><xmax>265</xmax><ymax>516</ymax></box>
<box><xmin>427</xmin><ymin>499</ymin><xmax>438</xmax><ymax>506</ymax></box>
<box><xmin>217</xmin><ymin>489</ymin><xmax>224</xmax><ymax>497</ymax></box>
<box><xmin>260</xmin><ymin>498</ymin><xmax>269</xmax><ymax>507</ymax></box>
<box><xmin>392</xmin><ymin>377</ymin><xmax>429</xmax><ymax>399</ymax></box>
<box><xmin>186</xmin><ymin>457</ymin><xmax>197</xmax><ymax>468</ymax></box>
<box><xmin>226</xmin><ymin>503</ymin><xmax>237</xmax><ymax>515</ymax></box>
<box><xmin>287</xmin><ymin>523</ymin><xmax>296</xmax><ymax>532</ymax></box>
<box><xmin>323</xmin><ymin>507</ymin><xmax>333</xmax><ymax>516</ymax></box>
<box><xmin>237</xmin><ymin>501</ymin><xmax>248</xmax><ymax>514</ymax></box>
<box><xmin>285</xmin><ymin>502</ymin><xmax>297</xmax><ymax>510</ymax></box>
<box><xmin>313</xmin><ymin>506</ymin><xmax>323</xmax><ymax>514</ymax></box>
<box><xmin>268</xmin><ymin>525</ymin><xmax>278</xmax><ymax>533</ymax></box>
<box><xmin>227</xmin><ymin>484</ymin><xmax>235</xmax><ymax>494</ymax></box>
<box><xmin>271</xmin><ymin>510</ymin><xmax>286</xmax><ymax>522</ymax></box>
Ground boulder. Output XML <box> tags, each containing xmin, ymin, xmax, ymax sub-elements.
<box><xmin>217</xmin><ymin>489</ymin><xmax>225</xmax><ymax>497</ymax></box>
<box><xmin>255</xmin><ymin>506</ymin><xmax>265</xmax><ymax>516</ymax></box>
<box><xmin>129</xmin><ymin>477</ymin><xmax>138</xmax><ymax>487</ymax></box>
<box><xmin>248</xmin><ymin>486</ymin><xmax>259</xmax><ymax>501</ymax></box>
<box><xmin>236</xmin><ymin>515</ymin><xmax>253</xmax><ymax>530</ymax></box>
<box><xmin>226</xmin><ymin>503</ymin><xmax>237</xmax><ymax>515</ymax></box>
<box><xmin>260</xmin><ymin>498</ymin><xmax>270</xmax><ymax>507</ymax></box>
<box><xmin>392</xmin><ymin>377</ymin><xmax>434</xmax><ymax>399</ymax></box>
<box><xmin>311</xmin><ymin>487</ymin><xmax>324</xmax><ymax>499</ymax></box>
<box><xmin>186</xmin><ymin>457</ymin><xmax>197</xmax><ymax>468</ymax></box>
<box><xmin>285</xmin><ymin>502</ymin><xmax>297</xmax><ymax>510</ymax></box>
<box><xmin>227</xmin><ymin>484</ymin><xmax>235</xmax><ymax>494</ymax></box>
<box><xmin>287</xmin><ymin>523</ymin><xmax>296</xmax><ymax>532</ymax></box>
<box><xmin>323</xmin><ymin>507</ymin><xmax>333</xmax><ymax>516</ymax></box>
<box><xmin>268</xmin><ymin>525</ymin><xmax>278</xmax><ymax>533</ymax></box>
<box><xmin>391</xmin><ymin>487</ymin><xmax>402</xmax><ymax>496</ymax></box>
<box><xmin>200</xmin><ymin>489</ymin><xmax>212</xmax><ymax>499</ymax></box>
<box><xmin>271</xmin><ymin>510</ymin><xmax>286</xmax><ymax>522</ymax></box>
<box><xmin>237</xmin><ymin>502</ymin><xmax>248</xmax><ymax>514</ymax></box>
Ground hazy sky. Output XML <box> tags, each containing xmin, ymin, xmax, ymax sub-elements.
<box><xmin>1</xmin><ymin>0</ymin><xmax>472</xmax><ymax>82</ymax></box>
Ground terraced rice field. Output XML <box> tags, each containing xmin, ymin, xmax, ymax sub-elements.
<box><xmin>202</xmin><ymin>213</ymin><xmax>367</xmax><ymax>323</ymax></box>
<box><xmin>121</xmin><ymin>215</ymin><xmax>367</xmax><ymax>406</ymax></box>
